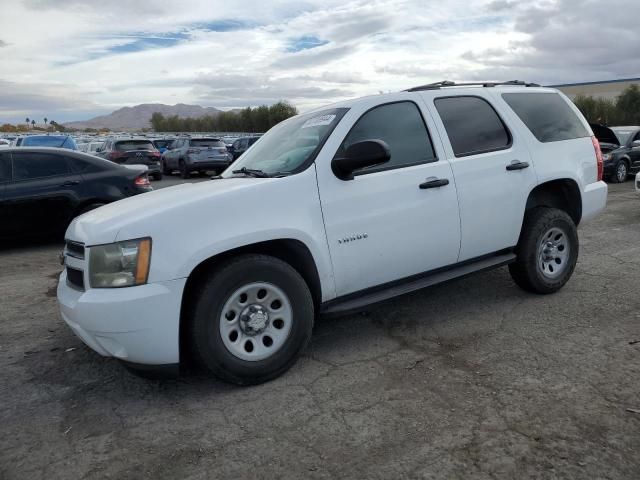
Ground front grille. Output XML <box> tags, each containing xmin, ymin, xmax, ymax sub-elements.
<box><xmin>65</xmin><ymin>240</ymin><xmax>85</xmax><ymax>260</ymax></box>
<box><xmin>66</xmin><ymin>267</ymin><xmax>85</xmax><ymax>291</ymax></box>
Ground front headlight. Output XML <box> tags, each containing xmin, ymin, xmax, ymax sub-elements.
<box><xmin>89</xmin><ymin>238</ymin><xmax>152</xmax><ymax>288</ymax></box>
<box><xmin>603</xmin><ymin>153</ymin><xmax>612</xmax><ymax>161</ymax></box>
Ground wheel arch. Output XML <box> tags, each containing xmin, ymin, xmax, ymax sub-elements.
<box><xmin>525</xmin><ymin>178</ymin><xmax>582</xmax><ymax>225</ymax></box>
<box><xmin>178</xmin><ymin>238</ymin><xmax>323</xmax><ymax>363</ymax></box>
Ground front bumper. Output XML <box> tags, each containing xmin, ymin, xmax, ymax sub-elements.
<box><xmin>581</xmin><ymin>181</ymin><xmax>608</xmax><ymax>223</ymax></box>
<box><xmin>57</xmin><ymin>270</ymin><xmax>186</xmax><ymax>365</ymax></box>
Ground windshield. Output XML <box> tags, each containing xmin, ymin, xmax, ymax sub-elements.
<box><xmin>115</xmin><ymin>140</ymin><xmax>156</xmax><ymax>151</ymax></box>
<box><xmin>222</xmin><ymin>108</ymin><xmax>348</xmax><ymax>177</ymax></box>
<box><xmin>611</xmin><ymin>128</ymin><xmax>635</xmax><ymax>145</ymax></box>
<box><xmin>190</xmin><ymin>139</ymin><xmax>225</xmax><ymax>148</ymax></box>
<box><xmin>22</xmin><ymin>136</ymin><xmax>69</xmax><ymax>148</ymax></box>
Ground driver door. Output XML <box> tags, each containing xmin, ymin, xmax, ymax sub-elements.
<box><xmin>316</xmin><ymin>99</ymin><xmax>461</xmax><ymax>296</ymax></box>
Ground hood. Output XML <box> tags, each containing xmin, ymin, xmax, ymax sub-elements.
<box><xmin>590</xmin><ymin>123</ymin><xmax>620</xmax><ymax>147</ymax></box>
<box><xmin>66</xmin><ymin>178</ymin><xmax>272</xmax><ymax>245</ymax></box>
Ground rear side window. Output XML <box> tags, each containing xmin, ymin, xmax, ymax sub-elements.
<box><xmin>435</xmin><ymin>96</ymin><xmax>511</xmax><ymax>157</ymax></box>
<box><xmin>502</xmin><ymin>92</ymin><xmax>589</xmax><ymax>143</ymax></box>
<box><xmin>12</xmin><ymin>152</ymin><xmax>71</xmax><ymax>180</ymax></box>
<box><xmin>0</xmin><ymin>152</ymin><xmax>11</xmax><ymax>181</ymax></box>
<box><xmin>338</xmin><ymin>101</ymin><xmax>437</xmax><ymax>174</ymax></box>
<box><xmin>68</xmin><ymin>156</ymin><xmax>107</xmax><ymax>174</ymax></box>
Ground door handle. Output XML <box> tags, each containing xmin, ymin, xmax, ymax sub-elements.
<box><xmin>419</xmin><ymin>178</ymin><xmax>449</xmax><ymax>189</ymax></box>
<box><xmin>60</xmin><ymin>180</ymin><xmax>80</xmax><ymax>187</ymax></box>
<box><xmin>506</xmin><ymin>160</ymin><xmax>530</xmax><ymax>171</ymax></box>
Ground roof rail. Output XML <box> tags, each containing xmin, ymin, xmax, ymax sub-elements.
<box><xmin>405</xmin><ymin>80</ymin><xmax>541</xmax><ymax>92</ymax></box>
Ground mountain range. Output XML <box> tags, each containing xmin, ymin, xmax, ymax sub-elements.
<box><xmin>64</xmin><ymin>103</ymin><xmax>224</xmax><ymax>130</ymax></box>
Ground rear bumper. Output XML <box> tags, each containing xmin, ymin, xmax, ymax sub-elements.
<box><xmin>57</xmin><ymin>271</ymin><xmax>186</xmax><ymax>365</ymax></box>
<box><xmin>581</xmin><ymin>181</ymin><xmax>608</xmax><ymax>223</ymax></box>
<box><xmin>186</xmin><ymin>159</ymin><xmax>231</xmax><ymax>171</ymax></box>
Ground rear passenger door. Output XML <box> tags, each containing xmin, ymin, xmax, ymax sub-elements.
<box><xmin>4</xmin><ymin>152</ymin><xmax>82</xmax><ymax>237</ymax></box>
<box><xmin>427</xmin><ymin>93</ymin><xmax>537</xmax><ymax>261</ymax></box>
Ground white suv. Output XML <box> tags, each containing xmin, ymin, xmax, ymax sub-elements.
<box><xmin>57</xmin><ymin>81</ymin><xmax>608</xmax><ymax>384</ymax></box>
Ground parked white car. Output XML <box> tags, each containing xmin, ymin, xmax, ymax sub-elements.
<box><xmin>58</xmin><ymin>81</ymin><xmax>608</xmax><ymax>384</ymax></box>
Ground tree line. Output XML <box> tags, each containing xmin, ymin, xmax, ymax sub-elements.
<box><xmin>150</xmin><ymin>101</ymin><xmax>298</xmax><ymax>133</ymax></box>
<box><xmin>572</xmin><ymin>84</ymin><xmax>640</xmax><ymax>126</ymax></box>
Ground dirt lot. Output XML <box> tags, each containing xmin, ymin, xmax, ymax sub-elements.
<box><xmin>1</xmin><ymin>182</ymin><xmax>639</xmax><ymax>479</ymax></box>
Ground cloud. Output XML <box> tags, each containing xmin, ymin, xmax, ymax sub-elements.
<box><xmin>0</xmin><ymin>80</ymin><xmax>107</xmax><ymax>122</ymax></box>
<box><xmin>461</xmin><ymin>0</ymin><xmax>640</xmax><ymax>84</ymax></box>
<box><xmin>1</xmin><ymin>0</ymin><xmax>639</xmax><ymax>122</ymax></box>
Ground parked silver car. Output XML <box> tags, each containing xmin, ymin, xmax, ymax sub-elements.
<box><xmin>161</xmin><ymin>137</ymin><xmax>231</xmax><ymax>178</ymax></box>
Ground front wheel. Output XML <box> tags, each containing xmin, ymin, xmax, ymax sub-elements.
<box><xmin>509</xmin><ymin>207</ymin><xmax>578</xmax><ymax>294</ymax></box>
<box><xmin>188</xmin><ymin>255</ymin><xmax>314</xmax><ymax>385</ymax></box>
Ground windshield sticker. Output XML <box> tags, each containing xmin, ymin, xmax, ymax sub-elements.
<box><xmin>301</xmin><ymin>114</ymin><xmax>336</xmax><ymax>129</ymax></box>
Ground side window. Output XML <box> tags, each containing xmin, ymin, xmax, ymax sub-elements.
<box><xmin>232</xmin><ymin>140</ymin><xmax>240</xmax><ymax>149</ymax></box>
<box><xmin>12</xmin><ymin>152</ymin><xmax>71</xmax><ymax>181</ymax></box>
<box><xmin>501</xmin><ymin>92</ymin><xmax>589</xmax><ymax>143</ymax></box>
<box><xmin>338</xmin><ymin>101</ymin><xmax>437</xmax><ymax>174</ymax></box>
<box><xmin>435</xmin><ymin>96</ymin><xmax>511</xmax><ymax>157</ymax></box>
<box><xmin>68</xmin><ymin>156</ymin><xmax>104</xmax><ymax>174</ymax></box>
<box><xmin>633</xmin><ymin>131</ymin><xmax>640</xmax><ymax>143</ymax></box>
<box><xmin>0</xmin><ymin>152</ymin><xmax>11</xmax><ymax>182</ymax></box>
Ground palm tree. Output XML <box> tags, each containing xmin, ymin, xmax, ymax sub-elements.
<box><xmin>44</xmin><ymin>117</ymin><xmax>47</xmax><ymax>126</ymax></box>
<box><xmin>31</xmin><ymin>120</ymin><xmax>35</xmax><ymax>128</ymax></box>
<box><xmin>25</xmin><ymin>117</ymin><xmax>30</xmax><ymax>126</ymax></box>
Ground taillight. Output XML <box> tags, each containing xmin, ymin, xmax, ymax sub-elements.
<box><xmin>151</xmin><ymin>151</ymin><xmax>161</xmax><ymax>158</ymax></box>
<box><xmin>109</xmin><ymin>151</ymin><xmax>126</xmax><ymax>162</ymax></box>
<box><xmin>591</xmin><ymin>135</ymin><xmax>604</xmax><ymax>182</ymax></box>
<box><xmin>134</xmin><ymin>175</ymin><xmax>151</xmax><ymax>187</ymax></box>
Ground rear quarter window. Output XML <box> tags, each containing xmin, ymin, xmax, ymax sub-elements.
<box><xmin>502</xmin><ymin>92</ymin><xmax>589</xmax><ymax>143</ymax></box>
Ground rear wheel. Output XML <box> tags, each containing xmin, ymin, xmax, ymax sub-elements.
<box><xmin>161</xmin><ymin>159</ymin><xmax>171</xmax><ymax>175</ymax></box>
<box><xmin>509</xmin><ymin>207</ymin><xmax>578</xmax><ymax>294</ymax></box>
<box><xmin>611</xmin><ymin>160</ymin><xmax>628</xmax><ymax>183</ymax></box>
<box><xmin>188</xmin><ymin>255</ymin><xmax>314</xmax><ymax>385</ymax></box>
<box><xmin>179</xmin><ymin>160</ymin><xmax>190</xmax><ymax>179</ymax></box>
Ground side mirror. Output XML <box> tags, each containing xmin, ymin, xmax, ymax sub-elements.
<box><xmin>331</xmin><ymin>139</ymin><xmax>391</xmax><ymax>180</ymax></box>
<box><xmin>632</xmin><ymin>140</ymin><xmax>640</xmax><ymax>148</ymax></box>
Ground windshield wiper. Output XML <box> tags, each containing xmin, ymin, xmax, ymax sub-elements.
<box><xmin>232</xmin><ymin>167</ymin><xmax>270</xmax><ymax>178</ymax></box>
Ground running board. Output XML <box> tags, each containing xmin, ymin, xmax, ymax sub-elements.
<box><xmin>321</xmin><ymin>252</ymin><xmax>516</xmax><ymax>316</ymax></box>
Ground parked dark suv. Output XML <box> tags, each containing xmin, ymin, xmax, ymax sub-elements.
<box><xmin>228</xmin><ymin>136</ymin><xmax>260</xmax><ymax>160</ymax></box>
<box><xmin>591</xmin><ymin>124</ymin><xmax>640</xmax><ymax>183</ymax></box>
<box><xmin>97</xmin><ymin>138</ymin><xmax>163</xmax><ymax>180</ymax></box>
<box><xmin>0</xmin><ymin>148</ymin><xmax>152</xmax><ymax>240</ymax></box>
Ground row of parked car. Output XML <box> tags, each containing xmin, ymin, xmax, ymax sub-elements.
<box><xmin>0</xmin><ymin>133</ymin><xmax>263</xmax><ymax>181</ymax></box>
<box><xmin>0</xmin><ymin>132</ymin><xmax>263</xmax><ymax>241</ymax></box>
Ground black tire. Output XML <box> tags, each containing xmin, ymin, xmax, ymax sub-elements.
<box><xmin>188</xmin><ymin>255</ymin><xmax>314</xmax><ymax>385</ymax></box>
<box><xmin>161</xmin><ymin>159</ymin><xmax>171</xmax><ymax>175</ymax></box>
<box><xmin>179</xmin><ymin>160</ymin><xmax>190</xmax><ymax>179</ymax></box>
<box><xmin>509</xmin><ymin>207</ymin><xmax>579</xmax><ymax>294</ymax></box>
<box><xmin>611</xmin><ymin>160</ymin><xmax>628</xmax><ymax>183</ymax></box>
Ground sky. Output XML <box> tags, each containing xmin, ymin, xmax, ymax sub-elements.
<box><xmin>0</xmin><ymin>0</ymin><xmax>639</xmax><ymax>123</ymax></box>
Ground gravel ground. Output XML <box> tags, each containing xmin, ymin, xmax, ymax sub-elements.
<box><xmin>1</xmin><ymin>182</ymin><xmax>639</xmax><ymax>479</ymax></box>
